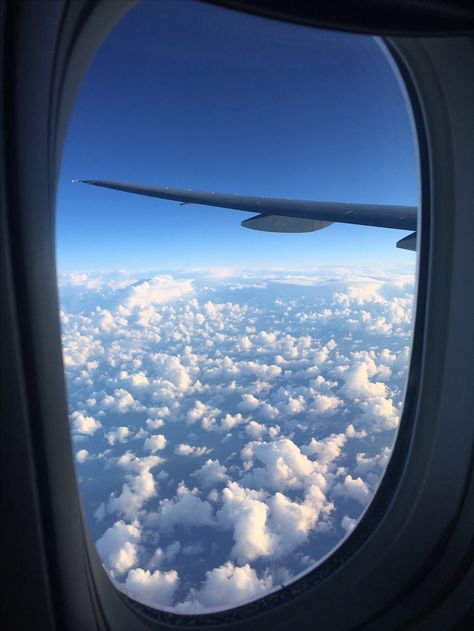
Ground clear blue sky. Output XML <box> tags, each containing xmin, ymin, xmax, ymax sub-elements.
<box><xmin>56</xmin><ymin>0</ymin><xmax>419</xmax><ymax>273</ymax></box>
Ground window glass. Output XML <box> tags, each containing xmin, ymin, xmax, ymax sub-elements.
<box><xmin>57</xmin><ymin>0</ymin><xmax>418</xmax><ymax>613</ymax></box>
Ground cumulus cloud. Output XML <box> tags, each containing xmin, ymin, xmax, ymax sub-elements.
<box><xmin>191</xmin><ymin>459</ymin><xmax>229</xmax><ymax>488</ymax></box>
<box><xmin>107</xmin><ymin>451</ymin><xmax>163</xmax><ymax>519</ymax></box>
<box><xmin>125</xmin><ymin>567</ymin><xmax>180</xmax><ymax>607</ymax></box>
<box><xmin>76</xmin><ymin>449</ymin><xmax>89</xmax><ymax>463</ymax></box>
<box><xmin>340</xmin><ymin>360</ymin><xmax>387</xmax><ymax>400</ymax></box>
<box><xmin>241</xmin><ymin>438</ymin><xmax>316</xmax><ymax>491</ymax></box>
<box><xmin>124</xmin><ymin>276</ymin><xmax>193</xmax><ymax>309</ymax></box>
<box><xmin>144</xmin><ymin>434</ymin><xmax>167</xmax><ymax>453</ymax></box>
<box><xmin>218</xmin><ymin>482</ymin><xmax>274</xmax><ymax>563</ymax></box>
<box><xmin>151</xmin><ymin>483</ymin><xmax>214</xmax><ymax>533</ymax></box>
<box><xmin>341</xmin><ymin>515</ymin><xmax>357</xmax><ymax>534</ymax></box>
<box><xmin>333</xmin><ymin>475</ymin><xmax>370</xmax><ymax>505</ymax></box>
<box><xmin>301</xmin><ymin>432</ymin><xmax>347</xmax><ymax>465</ymax></box>
<box><xmin>355</xmin><ymin>446</ymin><xmax>391</xmax><ymax>474</ymax></box>
<box><xmin>71</xmin><ymin>411</ymin><xmax>102</xmax><ymax>435</ymax></box>
<box><xmin>178</xmin><ymin>562</ymin><xmax>272</xmax><ymax>611</ymax></box>
<box><xmin>96</xmin><ymin>520</ymin><xmax>140</xmax><ymax>576</ymax></box>
<box><xmin>107</xmin><ymin>468</ymin><xmax>157</xmax><ymax>518</ymax></box>
<box><xmin>267</xmin><ymin>485</ymin><xmax>333</xmax><ymax>555</ymax></box>
<box><xmin>174</xmin><ymin>443</ymin><xmax>211</xmax><ymax>457</ymax></box>
<box><xmin>106</xmin><ymin>426</ymin><xmax>131</xmax><ymax>445</ymax></box>
<box><xmin>60</xmin><ymin>267</ymin><xmax>414</xmax><ymax>610</ymax></box>
<box><xmin>359</xmin><ymin>396</ymin><xmax>399</xmax><ymax>431</ymax></box>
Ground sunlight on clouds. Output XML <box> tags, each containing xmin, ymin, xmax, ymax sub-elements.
<box><xmin>60</xmin><ymin>266</ymin><xmax>414</xmax><ymax>611</ymax></box>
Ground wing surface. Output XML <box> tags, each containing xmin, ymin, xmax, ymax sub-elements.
<box><xmin>75</xmin><ymin>179</ymin><xmax>417</xmax><ymax>232</ymax></box>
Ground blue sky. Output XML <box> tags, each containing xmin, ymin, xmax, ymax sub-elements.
<box><xmin>56</xmin><ymin>0</ymin><xmax>419</xmax><ymax>273</ymax></box>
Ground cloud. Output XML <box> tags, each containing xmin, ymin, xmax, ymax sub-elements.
<box><xmin>341</xmin><ymin>515</ymin><xmax>357</xmax><ymax>534</ymax></box>
<box><xmin>123</xmin><ymin>276</ymin><xmax>193</xmax><ymax>309</ymax></box>
<box><xmin>241</xmin><ymin>438</ymin><xmax>316</xmax><ymax>491</ymax></box>
<box><xmin>146</xmin><ymin>541</ymin><xmax>181</xmax><ymax>570</ymax></box>
<box><xmin>96</xmin><ymin>520</ymin><xmax>140</xmax><ymax>576</ymax></box>
<box><xmin>151</xmin><ymin>483</ymin><xmax>214</xmax><ymax>533</ymax></box>
<box><xmin>125</xmin><ymin>567</ymin><xmax>180</xmax><ymax>607</ymax></box>
<box><xmin>238</xmin><ymin>393</ymin><xmax>260</xmax><ymax>411</ymax></box>
<box><xmin>71</xmin><ymin>411</ymin><xmax>102</xmax><ymax>435</ymax></box>
<box><xmin>340</xmin><ymin>360</ymin><xmax>387</xmax><ymax>400</ymax></box>
<box><xmin>267</xmin><ymin>485</ymin><xmax>333</xmax><ymax>554</ymax></box>
<box><xmin>301</xmin><ymin>432</ymin><xmax>347</xmax><ymax>465</ymax></box>
<box><xmin>60</xmin><ymin>267</ymin><xmax>414</xmax><ymax>610</ymax></box>
<box><xmin>107</xmin><ymin>468</ymin><xmax>157</xmax><ymax>519</ymax></box>
<box><xmin>177</xmin><ymin>562</ymin><xmax>272</xmax><ymax>611</ymax></box>
<box><xmin>218</xmin><ymin>482</ymin><xmax>274</xmax><ymax>563</ymax></box>
<box><xmin>174</xmin><ymin>443</ymin><xmax>211</xmax><ymax>457</ymax></box>
<box><xmin>191</xmin><ymin>459</ymin><xmax>229</xmax><ymax>488</ymax></box>
<box><xmin>333</xmin><ymin>475</ymin><xmax>370</xmax><ymax>505</ymax></box>
<box><xmin>359</xmin><ymin>396</ymin><xmax>399</xmax><ymax>431</ymax></box>
<box><xmin>354</xmin><ymin>446</ymin><xmax>391</xmax><ymax>474</ymax></box>
<box><xmin>144</xmin><ymin>434</ymin><xmax>167</xmax><ymax>453</ymax></box>
<box><xmin>76</xmin><ymin>449</ymin><xmax>89</xmax><ymax>463</ymax></box>
<box><xmin>106</xmin><ymin>426</ymin><xmax>131</xmax><ymax>445</ymax></box>
<box><xmin>220</xmin><ymin>413</ymin><xmax>246</xmax><ymax>432</ymax></box>
<box><xmin>146</xmin><ymin>417</ymin><xmax>165</xmax><ymax>430</ymax></box>
<box><xmin>107</xmin><ymin>451</ymin><xmax>163</xmax><ymax>519</ymax></box>
<box><xmin>245</xmin><ymin>420</ymin><xmax>266</xmax><ymax>440</ymax></box>
<box><xmin>102</xmin><ymin>388</ymin><xmax>139</xmax><ymax>414</ymax></box>
<box><xmin>310</xmin><ymin>393</ymin><xmax>342</xmax><ymax>416</ymax></box>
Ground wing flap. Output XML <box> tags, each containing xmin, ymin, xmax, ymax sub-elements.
<box><xmin>242</xmin><ymin>214</ymin><xmax>333</xmax><ymax>233</ymax></box>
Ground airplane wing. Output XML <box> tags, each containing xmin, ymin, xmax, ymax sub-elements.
<box><xmin>74</xmin><ymin>179</ymin><xmax>418</xmax><ymax>250</ymax></box>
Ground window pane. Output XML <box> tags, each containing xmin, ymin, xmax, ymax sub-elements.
<box><xmin>57</xmin><ymin>0</ymin><xmax>418</xmax><ymax>613</ymax></box>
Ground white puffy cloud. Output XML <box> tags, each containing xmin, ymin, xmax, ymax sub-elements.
<box><xmin>245</xmin><ymin>420</ymin><xmax>266</xmax><ymax>440</ymax></box>
<box><xmin>220</xmin><ymin>413</ymin><xmax>246</xmax><ymax>432</ymax></box>
<box><xmin>125</xmin><ymin>567</ymin><xmax>180</xmax><ymax>607</ymax></box>
<box><xmin>152</xmin><ymin>483</ymin><xmax>214</xmax><ymax>533</ymax></box>
<box><xmin>241</xmin><ymin>438</ymin><xmax>315</xmax><ymax>491</ymax></box>
<box><xmin>256</xmin><ymin>331</ymin><xmax>277</xmax><ymax>345</ymax></box>
<box><xmin>146</xmin><ymin>417</ymin><xmax>165</xmax><ymax>430</ymax></box>
<box><xmin>359</xmin><ymin>396</ymin><xmax>399</xmax><ymax>431</ymax></box>
<box><xmin>191</xmin><ymin>459</ymin><xmax>229</xmax><ymax>488</ymax></box>
<box><xmin>267</xmin><ymin>485</ymin><xmax>333</xmax><ymax>554</ymax></box>
<box><xmin>106</xmin><ymin>426</ymin><xmax>131</xmax><ymax>445</ymax></box>
<box><xmin>340</xmin><ymin>360</ymin><xmax>387</xmax><ymax>400</ymax></box>
<box><xmin>144</xmin><ymin>434</ymin><xmax>167</xmax><ymax>453</ymax></box>
<box><xmin>149</xmin><ymin>354</ymin><xmax>193</xmax><ymax>393</ymax></box>
<box><xmin>218</xmin><ymin>482</ymin><xmax>274</xmax><ymax>563</ymax></box>
<box><xmin>96</xmin><ymin>520</ymin><xmax>140</xmax><ymax>576</ymax></box>
<box><xmin>238</xmin><ymin>393</ymin><xmax>260</xmax><ymax>411</ymax></box>
<box><xmin>310</xmin><ymin>394</ymin><xmax>342</xmax><ymax>416</ymax></box>
<box><xmin>146</xmin><ymin>541</ymin><xmax>181</xmax><ymax>570</ymax></box>
<box><xmin>76</xmin><ymin>449</ymin><xmax>89</xmax><ymax>463</ymax></box>
<box><xmin>341</xmin><ymin>515</ymin><xmax>357</xmax><ymax>534</ymax></box>
<box><xmin>301</xmin><ymin>432</ymin><xmax>347</xmax><ymax>465</ymax></box>
<box><xmin>102</xmin><ymin>389</ymin><xmax>138</xmax><ymax>414</ymax></box>
<box><xmin>107</xmin><ymin>451</ymin><xmax>163</xmax><ymax>519</ymax></box>
<box><xmin>60</xmin><ymin>267</ymin><xmax>414</xmax><ymax>610</ymax></box>
<box><xmin>107</xmin><ymin>468</ymin><xmax>157</xmax><ymax>519</ymax></box>
<box><xmin>71</xmin><ymin>411</ymin><xmax>101</xmax><ymax>435</ymax></box>
<box><xmin>124</xmin><ymin>276</ymin><xmax>193</xmax><ymax>309</ymax></box>
<box><xmin>355</xmin><ymin>446</ymin><xmax>391</xmax><ymax>474</ymax></box>
<box><xmin>333</xmin><ymin>475</ymin><xmax>370</xmax><ymax>505</ymax></box>
<box><xmin>174</xmin><ymin>443</ymin><xmax>211</xmax><ymax>457</ymax></box>
<box><xmin>178</xmin><ymin>562</ymin><xmax>272</xmax><ymax>611</ymax></box>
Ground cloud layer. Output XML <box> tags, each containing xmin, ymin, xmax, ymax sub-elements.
<box><xmin>60</xmin><ymin>267</ymin><xmax>414</xmax><ymax>612</ymax></box>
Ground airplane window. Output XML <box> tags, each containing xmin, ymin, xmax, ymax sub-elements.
<box><xmin>56</xmin><ymin>0</ymin><xmax>418</xmax><ymax>614</ymax></box>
